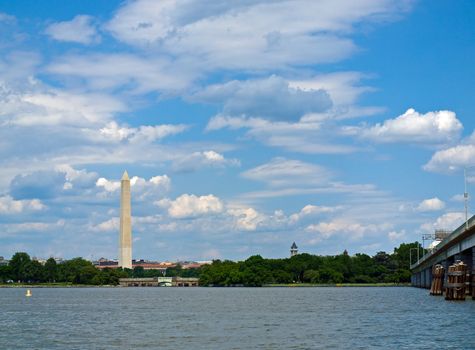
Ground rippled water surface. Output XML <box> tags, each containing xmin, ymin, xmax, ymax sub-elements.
<box><xmin>1</xmin><ymin>287</ymin><xmax>474</xmax><ymax>349</ymax></box>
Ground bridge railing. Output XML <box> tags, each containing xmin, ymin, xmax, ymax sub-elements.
<box><xmin>410</xmin><ymin>215</ymin><xmax>475</xmax><ymax>270</ymax></box>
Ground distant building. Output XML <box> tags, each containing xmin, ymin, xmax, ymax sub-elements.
<box><xmin>0</xmin><ymin>256</ymin><xmax>8</xmax><ymax>266</ymax></box>
<box><xmin>180</xmin><ymin>261</ymin><xmax>211</xmax><ymax>269</ymax></box>
<box><xmin>290</xmin><ymin>242</ymin><xmax>298</xmax><ymax>257</ymax></box>
<box><xmin>94</xmin><ymin>258</ymin><xmax>176</xmax><ymax>273</ymax></box>
<box><xmin>95</xmin><ymin>258</ymin><xmax>119</xmax><ymax>268</ymax></box>
<box><xmin>53</xmin><ymin>257</ymin><xmax>65</xmax><ymax>264</ymax></box>
<box><xmin>32</xmin><ymin>257</ymin><xmax>48</xmax><ymax>265</ymax></box>
<box><xmin>118</xmin><ymin>277</ymin><xmax>199</xmax><ymax>287</ymax></box>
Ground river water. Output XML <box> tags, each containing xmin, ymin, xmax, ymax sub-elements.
<box><xmin>1</xmin><ymin>287</ymin><xmax>474</xmax><ymax>349</ymax></box>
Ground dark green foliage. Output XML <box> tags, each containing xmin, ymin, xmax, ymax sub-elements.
<box><xmin>9</xmin><ymin>252</ymin><xmax>32</xmax><ymax>282</ymax></box>
<box><xmin>198</xmin><ymin>242</ymin><xmax>419</xmax><ymax>286</ymax></box>
<box><xmin>392</xmin><ymin>242</ymin><xmax>424</xmax><ymax>270</ymax></box>
<box><xmin>44</xmin><ymin>258</ymin><xmax>57</xmax><ymax>283</ymax></box>
<box><xmin>3</xmin><ymin>255</ymin><xmax>128</xmax><ymax>285</ymax></box>
<box><xmin>1</xmin><ymin>241</ymin><xmax>419</xmax><ymax>286</ymax></box>
<box><xmin>0</xmin><ymin>265</ymin><xmax>12</xmax><ymax>283</ymax></box>
<box><xmin>132</xmin><ymin>266</ymin><xmax>145</xmax><ymax>278</ymax></box>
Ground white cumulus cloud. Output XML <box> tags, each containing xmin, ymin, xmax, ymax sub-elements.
<box><xmin>159</xmin><ymin>194</ymin><xmax>224</xmax><ymax>218</ymax></box>
<box><xmin>91</xmin><ymin>218</ymin><xmax>119</xmax><ymax>232</ymax></box>
<box><xmin>0</xmin><ymin>195</ymin><xmax>45</xmax><ymax>214</ymax></box>
<box><xmin>306</xmin><ymin>219</ymin><xmax>391</xmax><ymax>241</ymax></box>
<box><xmin>422</xmin><ymin>212</ymin><xmax>466</xmax><ymax>232</ymax></box>
<box><xmin>346</xmin><ymin>108</ymin><xmax>463</xmax><ymax>144</ymax></box>
<box><xmin>388</xmin><ymin>230</ymin><xmax>406</xmax><ymax>242</ymax></box>
<box><xmin>99</xmin><ymin>121</ymin><xmax>188</xmax><ymax>143</ymax></box>
<box><xmin>193</xmin><ymin>75</ymin><xmax>331</xmax><ymax>121</ymax></box>
<box><xmin>172</xmin><ymin>150</ymin><xmax>240</xmax><ymax>172</ymax></box>
<box><xmin>45</xmin><ymin>15</ymin><xmax>100</xmax><ymax>44</ymax></box>
<box><xmin>241</xmin><ymin>157</ymin><xmax>331</xmax><ymax>187</ymax></box>
<box><xmin>105</xmin><ymin>0</ymin><xmax>408</xmax><ymax>71</ymax></box>
<box><xmin>228</xmin><ymin>207</ymin><xmax>264</xmax><ymax>231</ymax></box>
<box><xmin>96</xmin><ymin>174</ymin><xmax>171</xmax><ymax>199</ymax></box>
<box><xmin>424</xmin><ymin>144</ymin><xmax>475</xmax><ymax>173</ymax></box>
<box><xmin>1</xmin><ymin>88</ymin><xmax>126</xmax><ymax>127</ymax></box>
<box><xmin>416</xmin><ymin>197</ymin><xmax>445</xmax><ymax>212</ymax></box>
<box><xmin>96</xmin><ymin>178</ymin><xmax>121</xmax><ymax>192</ymax></box>
<box><xmin>289</xmin><ymin>204</ymin><xmax>342</xmax><ymax>223</ymax></box>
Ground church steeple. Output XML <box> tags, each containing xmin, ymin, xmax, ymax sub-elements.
<box><xmin>290</xmin><ymin>242</ymin><xmax>298</xmax><ymax>257</ymax></box>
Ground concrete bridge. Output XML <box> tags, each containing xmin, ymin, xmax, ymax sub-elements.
<box><xmin>411</xmin><ymin>215</ymin><xmax>475</xmax><ymax>288</ymax></box>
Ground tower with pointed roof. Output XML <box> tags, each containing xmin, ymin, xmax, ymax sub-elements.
<box><xmin>290</xmin><ymin>242</ymin><xmax>298</xmax><ymax>257</ymax></box>
<box><xmin>119</xmin><ymin>170</ymin><xmax>132</xmax><ymax>269</ymax></box>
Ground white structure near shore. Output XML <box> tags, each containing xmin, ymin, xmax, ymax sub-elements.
<box><xmin>119</xmin><ymin>171</ymin><xmax>132</xmax><ymax>269</ymax></box>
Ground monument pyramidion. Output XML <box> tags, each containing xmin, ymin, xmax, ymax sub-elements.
<box><xmin>119</xmin><ymin>171</ymin><xmax>132</xmax><ymax>269</ymax></box>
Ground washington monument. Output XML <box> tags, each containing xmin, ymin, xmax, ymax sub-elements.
<box><xmin>119</xmin><ymin>170</ymin><xmax>132</xmax><ymax>269</ymax></box>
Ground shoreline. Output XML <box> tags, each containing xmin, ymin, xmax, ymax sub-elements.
<box><xmin>264</xmin><ymin>283</ymin><xmax>410</xmax><ymax>287</ymax></box>
<box><xmin>0</xmin><ymin>284</ymin><xmax>118</xmax><ymax>288</ymax></box>
<box><xmin>0</xmin><ymin>282</ymin><xmax>411</xmax><ymax>288</ymax></box>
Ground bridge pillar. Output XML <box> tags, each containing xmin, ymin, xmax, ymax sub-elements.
<box><xmin>425</xmin><ymin>267</ymin><xmax>432</xmax><ymax>288</ymax></box>
<box><xmin>441</xmin><ymin>260</ymin><xmax>448</xmax><ymax>288</ymax></box>
<box><xmin>459</xmin><ymin>250</ymin><xmax>471</xmax><ymax>268</ymax></box>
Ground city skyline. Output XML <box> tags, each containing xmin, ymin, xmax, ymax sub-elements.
<box><xmin>0</xmin><ymin>1</ymin><xmax>475</xmax><ymax>261</ymax></box>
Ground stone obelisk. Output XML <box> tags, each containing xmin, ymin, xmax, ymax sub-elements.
<box><xmin>119</xmin><ymin>170</ymin><xmax>132</xmax><ymax>269</ymax></box>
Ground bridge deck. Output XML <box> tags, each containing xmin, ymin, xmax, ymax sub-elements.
<box><xmin>411</xmin><ymin>215</ymin><xmax>475</xmax><ymax>289</ymax></box>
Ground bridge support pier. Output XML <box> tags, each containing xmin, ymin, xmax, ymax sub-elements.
<box><xmin>441</xmin><ymin>260</ymin><xmax>448</xmax><ymax>288</ymax></box>
<box><xmin>425</xmin><ymin>267</ymin><xmax>432</xmax><ymax>288</ymax></box>
<box><xmin>411</xmin><ymin>218</ymin><xmax>475</xmax><ymax>290</ymax></box>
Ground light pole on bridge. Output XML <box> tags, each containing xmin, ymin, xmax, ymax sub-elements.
<box><xmin>465</xmin><ymin>167</ymin><xmax>469</xmax><ymax>230</ymax></box>
<box><xmin>463</xmin><ymin>166</ymin><xmax>475</xmax><ymax>231</ymax></box>
<box><xmin>410</xmin><ymin>247</ymin><xmax>420</xmax><ymax>266</ymax></box>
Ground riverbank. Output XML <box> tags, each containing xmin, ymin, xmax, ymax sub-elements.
<box><xmin>1</xmin><ymin>282</ymin><xmax>411</xmax><ymax>288</ymax></box>
<box><xmin>264</xmin><ymin>283</ymin><xmax>410</xmax><ymax>287</ymax></box>
<box><xmin>0</xmin><ymin>283</ymin><xmax>117</xmax><ymax>288</ymax></box>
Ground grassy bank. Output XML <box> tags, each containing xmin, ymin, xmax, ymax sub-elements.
<box><xmin>0</xmin><ymin>283</ymin><xmax>117</xmax><ymax>288</ymax></box>
<box><xmin>1</xmin><ymin>282</ymin><xmax>412</xmax><ymax>288</ymax></box>
<box><xmin>264</xmin><ymin>283</ymin><xmax>410</xmax><ymax>287</ymax></box>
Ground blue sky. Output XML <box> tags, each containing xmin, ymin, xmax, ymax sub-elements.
<box><xmin>1</xmin><ymin>0</ymin><xmax>474</xmax><ymax>261</ymax></box>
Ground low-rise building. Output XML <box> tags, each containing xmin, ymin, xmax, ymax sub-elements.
<box><xmin>0</xmin><ymin>256</ymin><xmax>9</xmax><ymax>266</ymax></box>
<box><xmin>118</xmin><ymin>276</ymin><xmax>199</xmax><ymax>287</ymax></box>
<box><xmin>95</xmin><ymin>258</ymin><xmax>175</xmax><ymax>273</ymax></box>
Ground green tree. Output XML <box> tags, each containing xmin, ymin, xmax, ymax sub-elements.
<box><xmin>165</xmin><ymin>264</ymin><xmax>182</xmax><ymax>277</ymax></box>
<box><xmin>99</xmin><ymin>268</ymin><xmax>127</xmax><ymax>285</ymax></box>
<box><xmin>133</xmin><ymin>266</ymin><xmax>145</xmax><ymax>278</ymax></box>
<box><xmin>58</xmin><ymin>258</ymin><xmax>95</xmax><ymax>284</ymax></box>
<box><xmin>319</xmin><ymin>268</ymin><xmax>344</xmax><ymax>284</ymax></box>
<box><xmin>303</xmin><ymin>269</ymin><xmax>320</xmax><ymax>283</ymax></box>
<box><xmin>392</xmin><ymin>242</ymin><xmax>423</xmax><ymax>270</ymax></box>
<box><xmin>44</xmin><ymin>258</ymin><xmax>57</xmax><ymax>283</ymax></box>
<box><xmin>28</xmin><ymin>260</ymin><xmax>44</xmax><ymax>282</ymax></box>
<box><xmin>9</xmin><ymin>252</ymin><xmax>32</xmax><ymax>282</ymax></box>
<box><xmin>78</xmin><ymin>265</ymin><xmax>99</xmax><ymax>284</ymax></box>
<box><xmin>0</xmin><ymin>265</ymin><xmax>12</xmax><ymax>282</ymax></box>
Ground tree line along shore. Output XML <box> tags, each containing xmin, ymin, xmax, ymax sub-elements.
<box><xmin>0</xmin><ymin>242</ymin><xmax>420</xmax><ymax>287</ymax></box>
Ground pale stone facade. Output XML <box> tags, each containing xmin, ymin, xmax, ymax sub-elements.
<box><xmin>119</xmin><ymin>171</ymin><xmax>132</xmax><ymax>269</ymax></box>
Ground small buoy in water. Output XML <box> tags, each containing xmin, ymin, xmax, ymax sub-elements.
<box><xmin>25</xmin><ymin>289</ymin><xmax>32</xmax><ymax>297</ymax></box>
